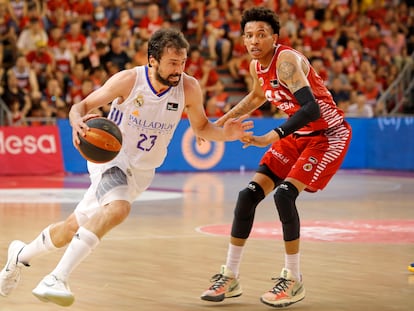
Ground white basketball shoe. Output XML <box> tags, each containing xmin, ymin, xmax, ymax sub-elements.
<box><xmin>0</xmin><ymin>240</ymin><xmax>27</xmax><ymax>296</ymax></box>
<box><xmin>32</xmin><ymin>274</ymin><xmax>75</xmax><ymax>307</ymax></box>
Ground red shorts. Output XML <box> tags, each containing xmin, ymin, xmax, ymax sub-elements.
<box><xmin>260</xmin><ymin>121</ymin><xmax>352</xmax><ymax>192</ymax></box>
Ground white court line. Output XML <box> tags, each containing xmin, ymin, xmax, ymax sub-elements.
<box><xmin>104</xmin><ymin>234</ymin><xmax>209</xmax><ymax>241</ymax></box>
<box><xmin>0</xmin><ymin>188</ymin><xmax>183</xmax><ymax>203</ymax></box>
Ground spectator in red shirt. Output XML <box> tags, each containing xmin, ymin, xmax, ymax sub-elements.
<box><xmin>340</xmin><ymin>38</ymin><xmax>362</xmax><ymax>76</ymax></box>
<box><xmin>278</xmin><ymin>27</ymin><xmax>292</xmax><ymax>46</ymax></box>
<box><xmin>358</xmin><ymin>73</ymin><xmax>382</xmax><ymax>110</ymax></box>
<box><xmin>45</xmin><ymin>0</ymin><xmax>70</xmax><ymax>15</ymax></box>
<box><xmin>53</xmin><ymin>37</ymin><xmax>75</xmax><ymax>90</ymax></box>
<box><xmin>302</xmin><ymin>27</ymin><xmax>327</xmax><ymax>59</ymax></box>
<box><xmin>226</xmin><ymin>7</ymin><xmax>242</xmax><ymax>46</ymax></box>
<box><xmin>65</xmin><ymin>19</ymin><xmax>89</xmax><ymax>62</ymax></box>
<box><xmin>114</xmin><ymin>7</ymin><xmax>135</xmax><ymax>32</ymax></box>
<box><xmin>193</xmin><ymin>56</ymin><xmax>230</xmax><ymax>118</ymax></box>
<box><xmin>353</xmin><ymin>59</ymin><xmax>375</xmax><ymax>90</ymax></box>
<box><xmin>366</xmin><ymin>2</ymin><xmax>388</xmax><ymax>26</ymax></box>
<box><xmin>278</xmin><ymin>9</ymin><xmax>298</xmax><ymax>46</ymax></box>
<box><xmin>194</xmin><ymin>57</ymin><xmax>225</xmax><ymax>105</ymax></box>
<box><xmin>228</xmin><ymin>52</ymin><xmax>252</xmax><ymax>91</ymax></box>
<box><xmin>25</xmin><ymin>40</ymin><xmax>54</xmax><ymax>90</ymax></box>
<box><xmin>70</xmin><ymin>0</ymin><xmax>94</xmax><ymax>30</ymax></box>
<box><xmin>137</xmin><ymin>2</ymin><xmax>164</xmax><ymax>41</ymax></box>
<box><xmin>90</xmin><ymin>4</ymin><xmax>109</xmax><ymax>33</ymax></box>
<box><xmin>289</xmin><ymin>0</ymin><xmax>307</xmax><ymax>21</ymax></box>
<box><xmin>299</xmin><ymin>7</ymin><xmax>319</xmax><ymax>37</ymax></box>
<box><xmin>16</xmin><ymin>0</ymin><xmax>44</xmax><ymax>32</ymax></box>
<box><xmin>48</xmin><ymin>27</ymin><xmax>64</xmax><ymax>50</ymax></box>
<box><xmin>361</xmin><ymin>24</ymin><xmax>383</xmax><ymax>60</ymax></box>
<box><xmin>227</xmin><ymin>36</ymin><xmax>253</xmax><ymax>90</ymax></box>
<box><xmin>310</xmin><ymin>57</ymin><xmax>329</xmax><ymax>85</ymax></box>
<box><xmin>319</xmin><ymin>8</ymin><xmax>338</xmax><ymax>46</ymax></box>
<box><xmin>185</xmin><ymin>45</ymin><xmax>204</xmax><ymax>77</ymax></box>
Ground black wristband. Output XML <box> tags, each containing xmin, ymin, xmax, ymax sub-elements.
<box><xmin>273</xmin><ymin>127</ymin><xmax>285</xmax><ymax>138</ymax></box>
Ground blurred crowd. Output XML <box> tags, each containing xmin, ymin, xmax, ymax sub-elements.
<box><xmin>0</xmin><ymin>0</ymin><xmax>413</xmax><ymax>126</ymax></box>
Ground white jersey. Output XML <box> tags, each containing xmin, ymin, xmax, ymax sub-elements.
<box><xmin>106</xmin><ymin>65</ymin><xmax>186</xmax><ymax>170</ymax></box>
<box><xmin>76</xmin><ymin>65</ymin><xmax>187</xmax><ymax>222</ymax></box>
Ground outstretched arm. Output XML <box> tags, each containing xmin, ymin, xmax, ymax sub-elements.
<box><xmin>215</xmin><ymin>60</ymin><xmax>267</xmax><ymax>126</ymax></box>
<box><xmin>184</xmin><ymin>74</ymin><xmax>253</xmax><ymax>142</ymax></box>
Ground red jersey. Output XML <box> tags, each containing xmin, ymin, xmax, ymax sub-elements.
<box><xmin>194</xmin><ymin>68</ymin><xmax>219</xmax><ymax>87</ymax></box>
<box><xmin>54</xmin><ymin>48</ymin><xmax>72</xmax><ymax>74</ymax></box>
<box><xmin>26</xmin><ymin>51</ymin><xmax>53</xmax><ymax>71</ymax></box>
<box><xmin>138</xmin><ymin>16</ymin><xmax>163</xmax><ymax>36</ymax></box>
<box><xmin>71</xmin><ymin>0</ymin><xmax>94</xmax><ymax>17</ymax></box>
<box><xmin>255</xmin><ymin>44</ymin><xmax>345</xmax><ymax>134</ymax></box>
<box><xmin>65</xmin><ymin>33</ymin><xmax>87</xmax><ymax>54</ymax></box>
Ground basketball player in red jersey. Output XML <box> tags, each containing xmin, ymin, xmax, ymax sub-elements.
<box><xmin>201</xmin><ymin>7</ymin><xmax>352</xmax><ymax>307</ymax></box>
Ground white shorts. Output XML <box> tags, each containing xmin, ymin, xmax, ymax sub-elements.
<box><xmin>74</xmin><ymin>154</ymin><xmax>155</xmax><ymax>226</ymax></box>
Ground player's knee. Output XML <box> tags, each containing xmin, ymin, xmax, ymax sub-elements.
<box><xmin>52</xmin><ymin>217</ymin><xmax>79</xmax><ymax>247</ymax></box>
<box><xmin>104</xmin><ymin>201</ymin><xmax>131</xmax><ymax>227</ymax></box>
<box><xmin>274</xmin><ymin>182</ymin><xmax>300</xmax><ymax>241</ymax></box>
<box><xmin>234</xmin><ymin>181</ymin><xmax>265</xmax><ymax>219</ymax></box>
<box><xmin>232</xmin><ymin>182</ymin><xmax>265</xmax><ymax>239</ymax></box>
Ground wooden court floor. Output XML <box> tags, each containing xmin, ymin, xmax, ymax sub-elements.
<box><xmin>0</xmin><ymin>170</ymin><xmax>413</xmax><ymax>311</ymax></box>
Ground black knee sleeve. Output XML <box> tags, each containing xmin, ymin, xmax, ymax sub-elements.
<box><xmin>231</xmin><ymin>181</ymin><xmax>265</xmax><ymax>239</ymax></box>
<box><xmin>274</xmin><ymin>182</ymin><xmax>300</xmax><ymax>242</ymax></box>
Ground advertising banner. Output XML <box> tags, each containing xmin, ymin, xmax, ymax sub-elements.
<box><xmin>0</xmin><ymin>125</ymin><xmax>64</xmax><ymax>175</ymax></box>
<box><xmin>56</xmin><ymin>117</ymin><xmax>414</xmax><ymax>174</ymax></box>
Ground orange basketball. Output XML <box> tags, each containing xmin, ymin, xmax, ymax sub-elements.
<box><xmin>78</xmin><ymin>117</ymin><xmax>122</xmax><ymax>163</ymax></box>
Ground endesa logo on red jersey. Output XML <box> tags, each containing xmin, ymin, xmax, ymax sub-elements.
<box><xmin>0</xmin><ymin>126</ymin><xmax>64</xmax><ymax>175</ymax></box>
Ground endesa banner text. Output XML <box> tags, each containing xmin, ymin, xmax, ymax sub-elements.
<box><xmin>0</xmin><ymin>125</ymin><xmax>64</xmax><ymax>175</ymax></box>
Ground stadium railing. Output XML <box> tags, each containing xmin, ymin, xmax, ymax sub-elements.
<box><xmin>378</xmin><ymin>51</ymin><xmax>414</xmax><ymax>115</ymax></box>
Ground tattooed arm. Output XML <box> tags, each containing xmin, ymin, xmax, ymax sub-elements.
<box><xmin>277</xmin><ymin>50</ymin><xmax>310</xmax><ymax>93</ymax></box>
<box><xmin>215</xmin><ymin>60</ymin><xmax>267</xmax><ymax>126</ymax></box>
<box><xmin>272</xmin><ymin>50</ymin><xmax>320</xmax><ymax>138</ymax></box>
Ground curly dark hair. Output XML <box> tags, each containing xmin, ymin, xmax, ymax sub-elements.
<box><xmin>241</xmin><ymin>7</ymin><xmax>280</xmax><ymax>35</ymax></box>
<box><xmin>147</xmin><ymin>28</ymin><xmax>190</xmax><ymax>64</ymax></box>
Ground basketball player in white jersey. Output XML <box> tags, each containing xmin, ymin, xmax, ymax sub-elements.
<box><xmin>0</xmin><ymin>28</ymin><xmax>253</xmax><ymax>307</ymax></box>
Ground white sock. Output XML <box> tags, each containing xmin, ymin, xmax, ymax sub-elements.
<box><xmin>18</xmin><ymin>225</ymin><xmax>58</xmax><ymax>265</ymax></box>
<box><xmin>285</xmin><ymin>253</ymin><xmax>300</xmax><ymax>280</ymax></box>
<box><xmin>225</xmin><ymin>243</ymin><xmax>244</xmax><ymax>277</ymax></box>
<box><xmin>51</xmin><ymin>227</ymin><xmax>99</xmax><ymax>281</ymax></box>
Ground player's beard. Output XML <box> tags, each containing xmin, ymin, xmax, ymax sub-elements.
<box><xmin>155</xmin><ymin>69</ymin><xmax>181</xmax><ymax>87</ymax></box>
